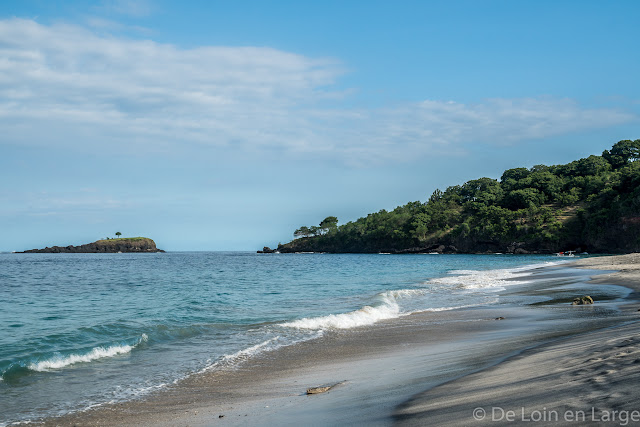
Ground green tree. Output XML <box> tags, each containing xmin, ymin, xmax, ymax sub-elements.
<box><xmin>503</xmin><ymin>188</ymin><xmax>545</xmax><ymax>210</ymax></box>
<box><xmin>319</xmin><ymin>216</ymin><xmax>338</xmax><ymax>233</ymax></box>
<box><xmin>501</xmin><ymin>167</ymin><xmax>530</xmax><ymax>183</ymax></box>
<box><xmin>115</xmin><ymin>232</ymin><xmax>122</xmax><ymax>238</ymax></box>
<box><xmin>411</xmin><ymin>212</ymin><xmax>431</xmax><ymax>241</ymax></box>
<box><xmin>294</xmin><ymin>226</ymin><xmax>311</xmax><ymax>238</ymax></box>
<box><xmin>523</xmin><ymin>170</ymin><xmax>562</xmax><ymax>202</ymax></box>
<box><xmin>603</xmin><ymin>140</ymin><xmax>640</xmax><ymax>168</ymax></box>
<box><xmin>460</xmin><ymin>178</ymin><xmax>503</xmax><ymax>205</ymax></box>
<box><xmin>575</xmin><ymin>155</ymin><xmax>611</xmax><ymax>176</ymax></box>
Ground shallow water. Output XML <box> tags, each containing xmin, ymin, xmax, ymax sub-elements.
<box><xmin>0</xmin><ymin>252</ymin><xmax>621</xmax><ymax>424</ymax></box>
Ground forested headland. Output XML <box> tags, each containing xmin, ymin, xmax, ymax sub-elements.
<box><xmin>276</xmin><ymin>140</ymin><xmax>640</xmax><ymax>254</ymax></box>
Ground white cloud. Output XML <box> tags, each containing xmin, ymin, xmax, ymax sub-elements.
<box><xmin>0</xmin><ymin>18</ymin><xmax>635</xmax><ymax>164</ymax></box>
<box><xmin>0</xmin><ymin>188</ymin><xmax>130</xmax><ymax>218</ymax></box>
<box><xmin>359</xmin><ymin>97</ymin><xmax>634</xmax><ymax>157</ymax></box>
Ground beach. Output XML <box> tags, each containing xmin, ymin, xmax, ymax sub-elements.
<box><xmin>396</xmin><ymin>254</ymin><xmax>640</xmax><ymax>426</ymax></box>
<box><xmin>30</xmin><ymin>254</ymin><xmax>640</xmax><ymax>426</ymax></box>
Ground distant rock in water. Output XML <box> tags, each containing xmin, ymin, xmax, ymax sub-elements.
<box><xmin>257</xmin><ymin>246</ymin><xmax>277</xmax><ymax>253</ymax></box>
<box><xmin>20</xmin><ymin>238</ymin><xmax>165</xmax><ymax>253</ymax></box>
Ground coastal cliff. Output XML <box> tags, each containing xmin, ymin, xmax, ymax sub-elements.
<box><xmin>21</xmin><ymin>237</ymin><xmax>164</xmax><ymax>253</ymax></box>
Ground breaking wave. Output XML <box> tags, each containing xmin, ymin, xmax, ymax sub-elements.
<box><xmin>30</xmin><ymin>334</ymin><xmax>148</xmax><ymax>372</ymax></box>
<box><xmin>280</xmin><ymin>262</ymin><xmax>559</xmax><ymax>330</ymax></box>
<box><xmin>1</xmin><ymin>334</ymin><xmax>148</xmax><ymax>380</ymax></box>
<box><xmin>280</xmin><ymin>289</ymin><xmax>425</xmax><ymax>330</ymax></box>
<box><xmin>427</xmin><ymin>261</ymin><xmax>562</xmax><ymax>290</ymax></box>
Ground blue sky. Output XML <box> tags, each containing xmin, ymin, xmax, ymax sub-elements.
<box><xmin>1</xmin><ymin>0</ymin><xmax>639</xmax><ymax>251</ymax></box>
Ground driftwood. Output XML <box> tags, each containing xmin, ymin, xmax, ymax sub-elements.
<box><xmin>306</xmin><ymin>381</ymin><xmax>346</xmax><ymax>395</ymax></box>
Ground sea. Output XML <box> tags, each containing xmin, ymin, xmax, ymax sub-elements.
<box><xmin>0</xmin><ymin>252</ymin><xmax>624</xmax><ymax>425</ymax></box>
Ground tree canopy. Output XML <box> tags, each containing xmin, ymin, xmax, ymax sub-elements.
<box><xmin>280</xmin><ymin>140</ymin><xmax>640</xmax><ymax>254</ymax></box>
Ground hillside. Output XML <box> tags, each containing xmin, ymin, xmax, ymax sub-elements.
<box><xmin>277</xmin><ymin>139</ymin><xmax>640</xmax><ymax>254</ymax></box>
<box><xmin>21</xmin><ymin>237</ymin><xmax>164</xmax><ymax>253</ymax></box>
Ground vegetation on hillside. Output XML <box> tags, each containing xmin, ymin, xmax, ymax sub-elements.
<box><xmin>95</xmin><ymin>237</ymin><xmax>150</xmax><ymax>244</ymax></box>
<box><xmin>279</xmin><ymin>140</ymin><xmax>640</xmax><ymax>254</ymax></box>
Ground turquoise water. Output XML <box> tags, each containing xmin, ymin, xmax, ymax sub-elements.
<box><xmin>0</xmin><ymin>252</ymin><xmax>566</xmax><ymax>424</ymax></box>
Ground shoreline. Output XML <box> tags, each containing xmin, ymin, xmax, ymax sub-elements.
<box><xmin>31</xmin><ymin>255</ymin><xmax>640</xmax><ymax>426</ymax></box>
<box><xmin>395</xmin><ymin>254</ymin><xmax>640</xmax><ymax>426</ymax></box>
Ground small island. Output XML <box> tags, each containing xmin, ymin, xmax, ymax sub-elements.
<box><xmin>20</xmin><ymin>237</ymin><xmax>164</xmax><ymax>253</ymax></box>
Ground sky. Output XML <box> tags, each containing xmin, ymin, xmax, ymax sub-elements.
<box><xmin>1</xmin><ymin>0</ymin><xmax>639</xmax><ymax>251</ymax></box>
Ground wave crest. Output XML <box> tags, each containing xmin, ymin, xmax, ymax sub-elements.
<box><xmin>280</xmin><ymin>289</ymin><xmax>422</xmax><ymax>330</ymax></box>
<box><xmin>28</xmin><ymin>334</ymin><xmax>148</xmax><ymax>372</ymax></box>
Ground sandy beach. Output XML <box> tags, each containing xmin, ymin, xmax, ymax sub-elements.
<box><xmin>37</xmin><ymin>254</ymin><xmax>640</xmax><ymax>426</ymax></box>
<box><xmin>395</xmin><ymin>254</ymin><xmax>640</xmax><ymax>426</ymax></box>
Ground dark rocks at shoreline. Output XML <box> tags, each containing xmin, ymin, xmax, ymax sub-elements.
<box><xmin>507</xmin><ymin>242</ymin><xmax>529</xmax><ymax>254</ymax></box>
<box><xmin>572</xmin><ymin>295</ymin><xmax>594</xmax><ymax>305</ymax></box>
<box><xmin>273</xmin><ymin>242</ymin><xmax>555</xmax><ymax>255</ymax></box>
<box><xmin>20</xmin><ymin>238</ymin><xmax>164</xmax><ymax>253</ymax></box>
<box><xmin>273</xmin><ymin>236</ymin><xmax>571</xmax><ymax>255</ymax></box>
<box><xmin>386</xmin><ymin>244</ymin><xmax>459</xmax><ymax>254</ymax></box>
<box><xmin>257</xmin><ymin>246</ymin><xmax>277</xmax><ymax>254</ymax></box>
<box><xmin>270</xmin><ymin>235</ymin><xmax>597</xmax><ymax>254</ymax></box>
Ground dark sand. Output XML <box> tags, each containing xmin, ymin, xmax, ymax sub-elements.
<box><xmin>396</xmin><ymin>254</ymin><xmax>640</xmax><ymax>426</ymax></box>
<box><xmin>36</xmin><ymin>255</ymin><xmax>640</xmax><ymax>426</ymax></box>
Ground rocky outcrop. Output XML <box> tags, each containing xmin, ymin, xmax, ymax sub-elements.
<box><xmin>257</xmin><ymin>246</ymin><xmax>277</xmax><ymax>253</ymax></box>
<box><xmin>572</xmin><ymin>295</ymin><xmax>594</xmax><ymax>305</ymax></box>
<box><xmin>20</xmin><ymin>238</ymin><xmax>164</xmax><ymax>253</ymax></box>
<box><xmin>275</xmin><ymin>237</ymin><xmax>547</xmax><ymax>254</ymax></box>
<box><xmin>274</xmin><ymin>233</ymin><xmax>593</xmax><ymax>255</ymax></box>
<box><xmin>387</xmin><ymin>244</ymin><xmax>459</xmax><ymax>254</ymax></box>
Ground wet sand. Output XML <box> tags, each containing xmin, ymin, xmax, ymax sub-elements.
<box><xmin>395</xmin><ymin>254</ymin><xmax>640</xmax><ymax>426</ymax></box>
<box><xmin>37</xmin><ymin>255</ymin><xmax>640</xmax><ymax>426</ymax></box>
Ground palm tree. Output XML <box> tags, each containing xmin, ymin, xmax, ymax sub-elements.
<box><xmin>115</xmin><ymin>232</ymin><xmax>122</xmax><ymax>239</ymax></box>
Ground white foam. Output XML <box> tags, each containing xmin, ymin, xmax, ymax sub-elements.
<box><xmin>222</xmin><ymin>337</ymin><xmax>281</xmax><ymax>363</ymax></box>
<box><xmin>422</xmin><ymin>303</ymin><xmax>487</xmax><ymax>312</ymax></box>
<box><xmin>383</xmin><ymin>288</ymin><xmax>426</xmax><ymax>298</ymax></box>
<box><xmin>199</xmin><ymin>335</ymin><xmax>308</xmax><ymax>374</ymax></box>
<box><xmin>427</xmin><ymin>261</ymin><xmax>561</xmax><ymax>290</ymax></box>
<box><xmin>29</xmin><ymin>334</ymin><xmax>147</xmax><ymax>372</ymax></box>
<box><xmin>280</xmin><ymin>289</ymin><xmax>422</xmax><ymax>330</ymax></box>
<box><xmin>281</xmin><ymin>260</ymin><xmax>564</xmax><ymax>330</ymax></box>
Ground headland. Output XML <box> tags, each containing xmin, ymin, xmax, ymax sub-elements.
<box><xmin>270</xmin><ymin>140</ymin><xmax>640</xmax><ymax>255</ymax></box>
